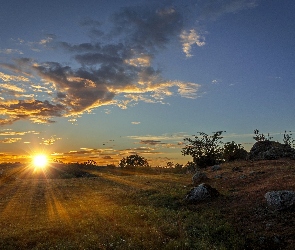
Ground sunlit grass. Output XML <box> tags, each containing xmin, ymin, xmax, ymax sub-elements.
<box><xmin>0</xmin><ymin>164</ymin><xmax>246</xmax><ymax>249</ymax></box>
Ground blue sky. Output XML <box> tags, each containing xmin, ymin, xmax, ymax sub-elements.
<box><xmin>0</xmin><ymin>0</ymin><xmax>294</xmax><ymax>165</ymax></box>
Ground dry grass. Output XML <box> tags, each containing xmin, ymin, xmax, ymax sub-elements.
<box><xmin>0</xmin><ymin>160</ymin><xmax>294</xmax><ymax>249</ymax></box>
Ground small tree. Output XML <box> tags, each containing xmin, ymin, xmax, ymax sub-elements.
<box><xmin>223</xmin><ymin>141</ymin><xmax>248</xmax><ymax>162</ymax></box>
<box><xmin>119</xmin><ymin>154</ymin><xmax>150</xmax><ymax>168</ymax></box>
<box><xmin>182</xmin><ymin>131</ymin><xmax>225</xmax><ymax>168</ymax></box>
<box><xmin>166</xmin><ymin>162</ymin><xmax>174</xmax><ymax>168</ymax></box>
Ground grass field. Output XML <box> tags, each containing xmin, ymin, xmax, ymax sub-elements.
<box><xmin>0</xmin><ymin>160</ymin><xmax>294</xmax><ymax>249</ymax></box>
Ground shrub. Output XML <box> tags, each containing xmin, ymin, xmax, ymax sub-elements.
<box><xmin>223</xmin><ymin>141</ymin><xmax>248</xmax><ymax>162</ymax></box>
<box><xmin>184</xmin><ymin>161</ymin><xmax>197</xmax><ymax>173</ymax></box>
<box><xmin>118</xmin><ymin>154</ymin><xmax>150</xmax><ymax>168</ymax></box>
<box><xmin>182</xmin><ymin>131</ymin><xmax>225</xmax><ymax>168</ymax></box>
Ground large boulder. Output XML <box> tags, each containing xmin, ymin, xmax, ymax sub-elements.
<box><xmin>185</xmin><ymin>183</ymin><xmax>219</xmax><ymax>203</ymax></box>
<box><xmin>249</xmin><ymin>141</ymin><xmax>295</xmax><ymax>160</ymax></box>
<box><xmin>265</xmin><ymin>190</ymin><xmax>295</xmax><ymax>211</ymax></box>
<box><xmin>192</xmin><ymin>171</ymin><xmax>208</xmax><ymax>186</ymax></box>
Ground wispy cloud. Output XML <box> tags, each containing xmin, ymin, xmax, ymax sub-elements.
<box><xmin>180</xmin><ymin>29</ymin><xmax>205</xmax><ymax>57</ymax></box>
<box><xmin>0</xmin><ymin>130</ymin><xmax>38</xmax><ymax>136</ymax></box>
<box><xmin>0</xmin><ymin>49</ymin><xmax>23</xmax><ymax>55</ymax></box>
<box><xmin>197</xmin><ymin>0</ymin><xmax>258</xmax><ymax>21</ymax></box>
<box><xmin>0</xmin><ymin>137</ymin><xmax>22</xmax><ymax>143</ymax></box>
<box><xmin>41</xmin><ymin>136</ymin><xmax>62</xmax><ymax>145</ymax></box>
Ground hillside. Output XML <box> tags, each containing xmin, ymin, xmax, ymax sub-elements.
<box><xmin>0</xmin><ymin>160</ymin><xmax>294</xmax><ymax>249</ymax></box>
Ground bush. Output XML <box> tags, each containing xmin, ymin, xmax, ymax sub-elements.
<box><xmin>181</xmin><ymin>131</ymin><xmax>224</xmax><ymax>168</ymax></box>
<box><xmin>118</xmin><ymin>154</ymin><xmax>150</xmax><ymax>168</ymax></box>
<box><xmin>223</xmin><ymin>141</ymin><xmax>248</xmax><ymax>162</ymax></box>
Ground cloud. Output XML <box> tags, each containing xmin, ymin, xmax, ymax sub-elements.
<box><xmin>0</xmin><ymin>130</ymin><xmax>38</xmax><ymax>136</ymax></box>
<box><xmin>0</xmin><ymin>138</ymin><xmax>22</xmax><ymax>143</ymax></box>
<box><xmin>139</xmin><ymin>140</ymin><xmax>166</xmax><ymax>146</ymax></box>
<box><xmin>0</xmin><ymin>49</ymin><xmax>23</xmax><ymax>55</ymax></box>
<box><xmin>177</xmin><ymin>82</ymin><xmax>201</xmax><ymax>98</ymax></box>
<box><xmin>180</xmin><ymin>29</ymin><xmax>205</xmax><ymax>57</ymax></box>
<box><xmin>0</xmin><ymin>72</ymin><xmax>29</xmax><ymax>82</ymax></box>
<box><xmin>197</xmin><ymin>0</ymin><xmax>258</xmax><ymax>21</ymax></box>
<box><xmin>111</xmin><ymin>6</ymin><xmax>183</xmax><ymax>51</ymax></box>
<box><xmin>128</xmin><ymin>132</ymin><xmax>189</xmax><ymax>141</ymax></box>
<box><xmin>0</xmin><ymin>99</ymin><xmax>65</xmax><ymax>124</ymax></box>
<box><xmin>1</xmin><ymin>84</ymin><xmax>26</xmax><ymax>93</ymax></box>
<box><xmin>0</xmin><ymin>4</ymin><xmax>205</xmax><ymax>125</ymax></box>
<box><xmin>41</xmin><ymin>136</ymin><xmax>62</xmax><ymax>145</ymax></box>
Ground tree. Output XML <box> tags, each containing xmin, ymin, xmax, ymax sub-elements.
<box><xmin>182</xmin><ymin>131</ymin><xmax>225</xmax><ymax>168</ymax></box>
<box><xmin>223</xmin><ymin>141</ymin><xmax>248</xmax><ymax>162</ymax></box>
<box><xmin>166</xmin><ymin>162</ymin><xmax>174</xmax><ymax>168</ymax></box>
<box><xmin>253</xmin><ymin>129</ymin><xmax>273</xmax><ymax>142</ymax></box>
<box><xmin>119</xmin><ymin>154</ymin><xmax>150</xmax><ymax>168</ymax></box>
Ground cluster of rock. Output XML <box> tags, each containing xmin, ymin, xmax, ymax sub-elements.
<box><xmin>186</xmin><ymin>168</ymin><xmax>295</xmax><ymax>212</ymax></box>
<box><xmin>249</xmin><ymin>140</ymin><xmax>295</xmax><ymax>160</ymax></box>
<box><xmin>185</xmin><ymin>183</ymin><xmax>220</xmax><ymax>203</ymax></box>
<box><xmin>265</xmin><ymin>190</ymin><xmax>295</xmax><ymax>211</ymax></box>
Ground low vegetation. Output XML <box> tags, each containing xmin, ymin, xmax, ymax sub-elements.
<box><xmin>0</xmin><ymin>129</ymin><xmax>294</xmax><ymax>249</ymax></box>
<box><xmin>0</xmin><ymin>158</ymin><xmax>294</xmax><ymax>249</ymax></box>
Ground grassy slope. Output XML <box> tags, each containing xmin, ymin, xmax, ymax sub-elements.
<box><xmin>0</xmin><ymin>160</ymin><xmax>294</xmax><ymax>249</ymax></box>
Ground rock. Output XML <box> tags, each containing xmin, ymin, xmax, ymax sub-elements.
<box><xmin>211</xmin><ymin>165</ymin><xmax>221</xmax><ymax>171</ymax></box>
<box><xmin>249</xmin><ymin>141</ymin><xmax>295</xmax><ymax>160</ymax></box>
<box><xmin>192</xmin><ymin>171</ymin><xmax>208</xmax><ymax>186</ymax></box>
<box><xmin>185</xmin><ymin>183</ymin><xmax>219</xmax><ymax>203</ymax></box>
<box><xmin>265</xmin><ymin>190</ymin><xmax>295</xmax><ymax>210</ymax></box>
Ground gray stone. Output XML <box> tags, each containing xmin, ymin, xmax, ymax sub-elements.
<box><xmin>249</xmin><ymin>141</ymin><xmax>295</xmax><ymax>160</ymax></box>
<box><xmin>192</xmin><ymin>171</ymin><xmax>208</xmax><ymax>186</ymax></box>
<box><xmin>265</xmin><ymin>190</ymin><xmax>295</xmax><ymax>210</ymax></box>
<box><xmin>185</xmin><ymin>183</ymin><xmax>219</xmax><ymax>203</ymax></box>
<box><xmin>211</xmin><ymin>165</ymin><xmax>221</xmax><ymax>171</ymax></box>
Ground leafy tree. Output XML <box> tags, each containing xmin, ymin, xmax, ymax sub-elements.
<box><xmin>182</xmin><ymin>131</ymin><xmax>225</xmax><ymax>168</ymax></box>
<box><xmin>223</xmin><ymin>141</ymin><xmax>248</xmax><ymax>162</ymax></box>
<box><xmin>119</xmin><ymin>154</ymin><xmax>150</xmax><ymax>168</ymax></box>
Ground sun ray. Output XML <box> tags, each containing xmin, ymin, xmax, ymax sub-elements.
<box><xmin>33</xmin><ymin>154</ymin><xmax>48</xmax><ymax>169</ymax></box>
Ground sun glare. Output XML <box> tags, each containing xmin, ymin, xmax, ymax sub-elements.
<box><xmin>33</xmin><ymin>154</ymin><xmax>48</xmax><ymax>168</ymax></box>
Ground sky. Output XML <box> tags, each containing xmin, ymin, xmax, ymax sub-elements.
<box><xmin>0</xmin><ymin>0</ymin><xmax>294</xmax><ymax>166</ymax></box>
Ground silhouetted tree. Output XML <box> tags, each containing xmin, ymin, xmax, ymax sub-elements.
<box><xmin>182</xmin><ymin>131</ymin><xmax>225</xmax><ymax>168</ymax></box>
<box><xmin>119</xmin><ymin>154</ymin><xmax>150</xmax><ymax>168</ymax></box>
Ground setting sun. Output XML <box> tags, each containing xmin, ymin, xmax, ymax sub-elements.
<box><xmin>33</xmin><ymin>154</ymin><xmax>48</xmax><ymax>168</ymax></box>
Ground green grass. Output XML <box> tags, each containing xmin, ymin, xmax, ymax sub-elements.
<box><xmin>0</xmin><ymin>165</ymin><xmax>245</xmax><ymax>249</ymax></box>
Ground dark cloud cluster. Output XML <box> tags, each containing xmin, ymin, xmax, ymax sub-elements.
<box><xmin>140</xmin><ymin>140</ymin><xmax>167</xmax><ymax>146</ymax></box>
<box><xmin>0</xmin><ymin>99</ymin><xmax>64</xmax><ymax>124</ymax></box>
